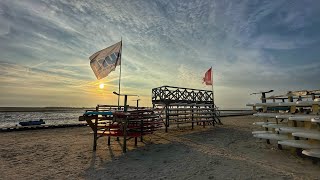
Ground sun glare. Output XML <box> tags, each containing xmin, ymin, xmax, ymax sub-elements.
<box><xmin>99</xmin><ymin>83</ymin><xmax>104</xmax><ymax>89</ymax></box>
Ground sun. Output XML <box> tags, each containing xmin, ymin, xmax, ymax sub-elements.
<box><xmin>99</xmin><ymin>83</ymin><xmax>104</xmax><ymax>89</ymax></box>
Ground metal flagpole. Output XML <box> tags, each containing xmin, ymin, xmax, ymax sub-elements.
<box><xmin>117</xmin><ymin>38</ymin><xmax>122</xmax><ymax>110</ymax></box>
<box><xmin>211</xmin><ymin>67</ymin><xmax>214</xmax><ymax>106</ymax></box>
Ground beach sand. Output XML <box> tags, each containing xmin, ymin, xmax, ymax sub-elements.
<box><xmin>0</xmin><ymin>115</ymin><xmax>319</xmax><ymax>180</ymax></box>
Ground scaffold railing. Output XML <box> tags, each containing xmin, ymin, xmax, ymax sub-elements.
<box><xmin>152</xmin><ymin>85</ymin><xmax>213</xmax><ymax>104</ymax></box>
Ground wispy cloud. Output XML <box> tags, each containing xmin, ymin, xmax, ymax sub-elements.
<box><xmin>0</xmin><ymin>0</ymin><xmax>320</xmax><ymax>108</ymax></box>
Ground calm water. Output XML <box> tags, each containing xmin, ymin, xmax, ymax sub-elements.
<box><xmin>0</xmin><ymin>109</ymin><xmax>254</xmax><ymax>128</ymax></box>
<box><xmin>0</xmin><ymin>110</ymin><xmax>85</xmax><ymax>128</ymax></box>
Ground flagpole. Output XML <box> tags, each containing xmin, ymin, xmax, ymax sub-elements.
<box><xmin>211</xmin><ymin>66</ymin><xmax>214</xmax><ymax>107</ymax></box>
<box><xmin>117</xmin><ymin>38</ymin><xmax>122</xmax><ymax>110</ymax></box>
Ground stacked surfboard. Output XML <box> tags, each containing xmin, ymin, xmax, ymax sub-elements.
<box><xmin>248</xmin><ymin>99</ymin><xmax>320</xmax><ymax>159</ymax></box>
<box><xmin>252</xmin><ymin>112</ymin><xmax>290</xmax><ymax>141</ymax></box>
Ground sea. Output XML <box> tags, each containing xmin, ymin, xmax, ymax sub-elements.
<box><xmin>0</xmin><ymin>107</ymin><xmax>254</xmax><ymax>128</ymax></box>
<box><xmin>0</xmin><ymin>109</ymin><xmax>86</xmax><ymax>128</ymax></box>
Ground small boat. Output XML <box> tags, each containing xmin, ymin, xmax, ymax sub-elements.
<box><xmin>19</xmin><ymin>119</ymin><xmax>45</xmax><ymax>126</ymax></box>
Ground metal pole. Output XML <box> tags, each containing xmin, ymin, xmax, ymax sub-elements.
<box><xmin>117</xmin><ymin>39</ymin><xmax>122</xmax><ymax>110</ymax></box>
<box><xmin>123</xmin><ymin>94</ymin><xmax>128</xmax><ymax>153</ymax></box>
<box><xmin>211</xmin><ymin>66</ymin><xmax>215</xmax><ymax>126</ymax></box>
<box><xmin>93</xmin><ymin>106</ymin><xmax>98</xmax><ymax>151</ymax></box>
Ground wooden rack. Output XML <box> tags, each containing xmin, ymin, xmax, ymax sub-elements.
<box><xmin>248</xmin><ymin>90</ymin><xmax>320</xmax><ymax>160</ymax></box>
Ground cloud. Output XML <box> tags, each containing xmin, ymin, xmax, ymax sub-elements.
<box><xmin>0</xmin><ymin>0</ymin><xmax>320</xmax><ymax>107</ymax></box>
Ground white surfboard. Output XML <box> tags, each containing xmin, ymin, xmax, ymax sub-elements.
<box><xmin>302</xmin><ymin>149</ymin><xmax>320</xmax><ymax>158</ymax></box>
<box><xmin>296</xmin><ymin>101</ymin><xmax>320</xmax><ymax>106</ymax></box>
<box><xmin>288</xmin><ymin>115</ymin><xmax>318</xmax><ymax>122</ymax></box>
<box><xmin>311</xmin><ymin>117</ymin><xmax>320</xmax><ymax>123</ymax></box>
<box><xmin>276</xmin><ymin>114</ymin><xmax>294</xmax><ymax>119</ymax></box>
<box><xmin>246</xmin><ymin>103</ymin><xmax>255</xmax><ymax>106</ymax></box>
<box><xmin>255</xmin><ymin>102</ymin><xmax>280</xmax><ymax>107</ymax></box>
<box><xmin>278</xmin><ymin>140</ymin><xmax>320</xmax><ymax>149</ymax></box>
<box><xmin>253</xmin><ymin>113</ymin><xmax>280</xmax><ymax>118</ymax></box>
<box><xmin>253</xmin><ymin>133</ymin><xmax>289</xmax><ymax>140</ymax></box>
<box><xmin>252</xmin><ymin>131</ymin><xmax>274</xmax><ymax>135</ymax></box>
<box><xmin>253</xmin><ymin>122</ymin><xmax>276</xmax><ymax>126</ymax></box>
<box><xmin>275</xmin><ymin>127</ymin><xmax>318</xmax><ymax>134</ymax></box>
<box><xmin>292</xmin><ymin>132</ymin><xmax>320</xmax><ymax>140</ymax></box>
<box><xmin>262</xmin><ymin>124</ymin><xmax>287</xmax><ymax>129</ymax></box>
<box><xmin>278</xmin><ymin>102</ymin><xmax>297</xmax><ymax>106</ymax></box>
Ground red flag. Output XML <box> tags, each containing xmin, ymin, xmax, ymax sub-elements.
<box><xmin>203</xmin><ymin>67</ymin><xmax>212</xmax><ymax>85</ymax></box>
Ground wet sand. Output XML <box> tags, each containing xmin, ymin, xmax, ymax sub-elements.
<box><xmin>0</xmin><ymin>115</ymin><xmax>319</xmax><ymax>180</ymax></box>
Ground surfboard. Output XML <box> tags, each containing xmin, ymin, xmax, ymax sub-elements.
<box><xmin>255</xmin><ymin>102</ymin><xmax>280</xmax><ymax>107</ymax></box>
<box><xmin>252</xmin><ymin>131</ymin><xmax>274</xmax><ymax>135</ymax></box>
<box><xmin>262</xmin><ymin>124</ymin><xmax>287</xmax><ymax>129</ymax></box>
<box><xmin>275</xmin><ymin>127</ymin><xmax>318</xmax><ymax>134</ymax></box>
<box><xmin>311</xmin><ymin>117</ymin><xmax>320</xmax><ymax>123</ymax></box>
<box><xmin>278</xmin><ymin>102</ymin><xmax>297</xmax><ymax>106</ymax></box>
<box><xmin>253</xmin><ymin>113</ymin><xmax>280</xmax><ymax>118</ymax></box>
<box><xmin>288</xmin><ymin>115</ymin><xmax>318</xmax><ymax>122</ymax></box>
<box><xmin>296</xmin><ymin>101</ymin><xmax>320</xmax><ymax>106</ymax></box>
<box><xmin>278</xmin><ymin>140</ymin><xmax>320</xmax><ymax>149</ymax></box>
<box><xmin>253</xmin><ymin>133</ymin><xmax>289</xmax><ymax>140</ymax></box>
<box><xmin>275</xmin><ymin>114</ymin><xmax>294</xmax><ymax>119</ymax></box>
<box><xmin>246</xmin><ymin>103</ymin><xmax>255</xmax><ymax>106</ymax></box>
<box><xmin>292</xmin><ymin>132</ymin><xmax>320</xmax><ymax>140</ymax></box>
<box><xmin>253</xmin><ymin>122</ymin><xmax>276</xmax><ymax>126</ymax></box>
<box><xmin>302</xmin><ymin>149</ymin><xmax>320</xmax><ymax>158</ymax></box>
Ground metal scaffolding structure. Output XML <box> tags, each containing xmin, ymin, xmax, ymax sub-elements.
<box><xmin>152</xmin><ymin>85</ymin><xmax>222</xmax><ymax>132</ymax></box>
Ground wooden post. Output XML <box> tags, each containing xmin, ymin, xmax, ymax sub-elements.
<box><xmin>261</xmin><ymin>92</ymin><xmax>266</xmax><ymax>103</ymax></box>
<box><xmin>123</xmin><ymin>95</ymin><xmax>128</xmax><ymax>153</ymax></box>
<box><xmin>312</xmin><ymin>104</ymin><xmax>319</xmax><ymax>114</ymax></box>
<box><xmin>93</xmin><ymin>106</ymin><xmax>98</xmax><ymax>151</ymax></box>
<box><xmin>134</xmin><ymin>137</ymin><xmax>137</xmax><ymax>146</ymax></box>
<box><xmin>191</xmin><ymin>105</ymin><xmax>194</xmax><ymax>129</ymax></box>
<box><xmin>212</xmin><ymin>104</ymin><xmax>215</xmax><ymax>126</ymax></box>
<box><xmin>165</xmin><ymin>104</ymin><xmax>169</xmax><ymax>132</ymax></box>
<box><xmin>140</xmin><ymin>119</ymin><xmax>143</xmax><ymax>142</ymax></box>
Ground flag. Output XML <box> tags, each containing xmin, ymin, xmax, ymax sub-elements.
<box><xmin>203</xmin><ymin>67</ymin><xmax>212</xmax><ymax>85</ymax></box>
<box><xmin>89</xmin><ymin>41</ymin><xmax>122</xmax><ymax>80</ymax></box>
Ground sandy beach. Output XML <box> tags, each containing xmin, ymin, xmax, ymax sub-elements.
<box><xmin>0</xmin><ymin>115</ymin><xmax>319</xmax><ymax>180</ymax></box>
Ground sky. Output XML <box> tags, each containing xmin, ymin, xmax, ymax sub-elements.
<box><xmin>0</xmin><ymin>0</ymin><xmax>320</xmax><ymax>108</ymax></box>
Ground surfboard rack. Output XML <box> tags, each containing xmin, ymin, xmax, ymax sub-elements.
<box><xmin>248</xmin><ymin>89</ymin><xmax>320</xmax><ymax>161</ymax></box>
<box><xmin>83</xmin><ymin>105</ymin><xmax>162</xmax><ymax>153</ymax></box>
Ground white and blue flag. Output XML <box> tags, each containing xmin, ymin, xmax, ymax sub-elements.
<box><xmin>89</xmin><ymin>41</ymin><xmax>122</xmax><ymax>80</ymax></box>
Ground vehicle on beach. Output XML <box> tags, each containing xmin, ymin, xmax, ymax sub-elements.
<box><xmin>19</xmin><ymin>119</ymin><xmax>45</xmax><ymax>126</ymax></box>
